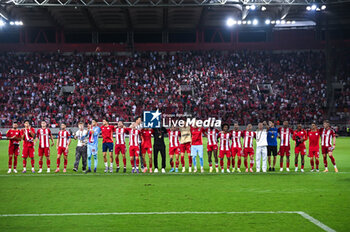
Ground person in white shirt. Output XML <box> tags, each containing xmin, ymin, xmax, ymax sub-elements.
<box><xmin>255</xmin><ymin>122</ymin><xmax>268</xmax><ymax>173</ymax></box>
<box><xmin>73</xmin><ymin>122</ymin><xmax>88</xmax><ymax>172</ymax></box>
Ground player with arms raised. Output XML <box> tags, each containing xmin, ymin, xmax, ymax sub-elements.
<box><xmin>278</xmin><ymin>121</ymin><xmax>293</xmax><ymax>172</ymax></box>
<box><xmin>205</xmin><ymin>126</ymin><xmax>219</xmax><ymax>173</ymax></box>
<box><xmin>6</xmin><ymin>121</ymin><xmax>21</xmax><ymax>173</ymax></box>
<box><xmin>101</xmin><ymin>119</ymin><xmax>115</xmax><ymax>173</ymax></box>
<box><xmin>292</xmin><ymin>124</ymin><xmax>307</xmax><ymax>172</ymax></box>
<box><xmin>36</xmin><ymin>121</ymin><xmax>54</xmax><ymax>173</ymax></box>
<box><xmin>168</xmin><ymin>126</ymin><xmax>181</xmax><ymax>172</ymax></box>
<box><xmin>231</xmin><ymin>122</ymin><xmax>243</xmax><ymax>173</ymax></box>
<box><xmin>320</xmin><ymin>120</ymin><xmax>338</xmax><ymax>172</ymax></box>
<box><xmin>308</xmin><ymin>122</ymin><xmax>320</xmax><ymax>172</ymax></box>
<box><xmin>190</xmin><ymin>122</ymin><xmax>205</xmax><ymax>173</ymax></box>
<box><xmin>86</xmin><ymin>120</ymin><xmax>101</xmax><ymax>173</ymax></box>
<box><xmin>242</xmin><ymin>124</ymin><xmax>255</xmax><ymax>173</ymax></box>
<box><xmin>21</xmin><ymin>120</ymin><xmax>36</xmax><ymax>173</ymax></box>
<box><xmin>218</xmin><ymin>123</ymin><xmax>231</xmax><ymax>173</ymax></box>
<box><xmin>115</xmin><ymin>121</ymin><xmax>127</xmax><ymax>173</ymax></box>
<box><xmin>55</xmin><ymin>123</ymin><xmax>71</xmax><ymax>173</ymax></box>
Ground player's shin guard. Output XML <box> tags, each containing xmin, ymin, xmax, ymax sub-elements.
<box><xmin>250</xmin><ymin>160</ymin><xmax>254</xmax><ymax>169</ymax></box>
<box><xmin>115</xmin><ymin>156</ymin><xmax>119</xmax><ymax>167</ymax></box>
<box><xmin>56</xmin><ymin>158</ymin><xmax>60</xmax><ymax>168</ymax></box>
<box><xmin>286</xmin><ymin>162</ymin><xmax>290</xmax><ymax>168</ymax></box>
<box><xmin>188</xmin><ymin>156</ymin><xmax>192</xmax><ymax>167</ymax></box>
<box><xmin>181</xmin><ymin>156</ymin><xmax>185</xmax><ymax>167</ymax></box>
<box><xmin>31</xmin><ymin>158</ymin><xmax>35</xmax><ymax>168</ymax></box>
<box><xmin>176</xmin><ymin>160</ymin><xmax>179</xmax><ymax>168</ymax></box>
<box><xmin>170</xmin><ymin>158</ymin><xmax>174</xmax><ymax>168</ymax></box>
<box><xmin>244</xmin><ymin>159</ymin><xmax>248</xmax><ymax>168</ymax></box>
<box><xmin>316</xmin><ymin>159</ymin><xmax>319</xmax><ymax>169</ymax></box>
<box><xmin>310</xmin><ymin>159</ymin><xmax>314</xmax><ymax>169</ymax></box>
<box><xmin>323</xmin><ymin>156</ymin><xmax>328</xmax><ymax>168</ymax></box>
<box><xmin>136</xmin><ymin>158</ymin><xmax>139</xmax><ymax>167</ymax></box>
<box><xmin>8</xmin><ymin>156</ymin><xmax>13</xmax><ymax>169</ymax></box>
<box><xmin>14</xmin><ymin>156</ymin><xmax>17</xmax><ymax>169</ymax></box>
<box><xmin>220</xmin><ymin>159</ymin><xmax>224</xmax><ymax>169</ymax></box>
<box><xmin>232</xmin><ymin>158</ymin><xmax>235</xmax><ymax>168</ymax></box>
<box><xmin>123</xmin><ymin>157</ymin><xmax>127</xmax><ymax>168</ymax></box>
<box><xmin>64</xmin><ymin>158</ymin><xmax>68</xmax><ymax>169</ymax></box>
<box><xmin>330</xmin><ymin>155</ymin><xmax>336</xmax><ymax>166</ymax></box>
<box><xmin>238</xmin><ymin>159</ymin><xmax>241</xmax><ymax>168</ymax></box>
<box><xmin>23</xmin><ymin>159</ymin><xmax>27</xmax><ymax>168</ymax></box>
<box><xmin>39</xmin><ymin>160</ymin><xmax>43</xmax><ymax>169</ymax></box>
<box><xmin>47</xmin><ymin>159</ymin><xmax>50</xmax><ymax>168</ymax></box>
<box><xmin>227</xmin><ymin>159</ymin><xmax>231</xmax><ymax>169</ymax></box>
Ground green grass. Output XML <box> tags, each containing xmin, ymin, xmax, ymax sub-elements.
<box><xmin>0</xmin><ymin>137</ymin><xmax>349</xmax><ymax>232</ymax></box>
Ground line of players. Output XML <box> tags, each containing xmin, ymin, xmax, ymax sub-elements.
<box><xmin>5</xmin><ymin>118</ymin><xmax>338</xmax><ymax>174</ymax></box>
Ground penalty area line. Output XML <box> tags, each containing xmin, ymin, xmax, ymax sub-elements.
<box><xmin>0</xmin><ymin>211</ymin><xmax>335</xmax><ymax>232</ymax></box>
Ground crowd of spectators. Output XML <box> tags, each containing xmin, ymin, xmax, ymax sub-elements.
<box><xmin>0</xmin><ymin>50</ymin><xmax>341</xmax><ymax>127</ymax></box>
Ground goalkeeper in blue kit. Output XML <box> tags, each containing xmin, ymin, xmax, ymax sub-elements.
<box><xmin>86</xmin><ymin>120</ymin><xmax>101</xmax><ymax>173</ymax></box>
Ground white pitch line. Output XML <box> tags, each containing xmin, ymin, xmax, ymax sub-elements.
<box><xmin>0</xmin><ymin>211</ymin><xmax>336</xmax><ymax>232</ymax></box>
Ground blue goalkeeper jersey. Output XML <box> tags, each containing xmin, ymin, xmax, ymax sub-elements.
<box><xmin>87</xmin><ymin>126</ymin><xmax>101</xmax><ymax>147</ymax></box>
<box><xmin>267</xmin><ymin>127</ymin><xmax>278</xmax><ymax>146</ymax></box>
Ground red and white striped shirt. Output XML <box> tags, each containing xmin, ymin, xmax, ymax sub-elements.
<box><xmin>206</xmin><ymin>128</ymin><xmax>218</xmax><ymax>146</ymax></box>
<box><xmin>127</xmin><ymin>128</ymin><xmax>140</xmax><ymax>147</ymax></box>
<box><xmin>58</xmin><ymin>130</ymin><xmax>71</xmax><ymax>148</ymax></box>
<box><xmin>243</xmin><ymin>131</ymin><xmax>256</xmax><ymax>148</ymax></box>
<box><xmin>278</xmin><ymin>127</ymin><xmax>293</xmax><ymax>147</ymax></box>
<box><xmin>37</xmin><ymin>128</ymin><xmax>52</xmax><ymax>148</ymax></box>
<box><xmin>231</xmin><ymin>130</ymin><xmax>242</xmax><ymax>148</ymax></box>
<box><xmin>168</xmin><ymin>130</ymin><xmax>180</xmax><ymax>148</ymax></box>
<box><xmin>218</xmin><ymin>132</ymin><xmax>231</xmax><ymax>151</ymax></box>
<box><xmin>320</xmin><ymin>128</ymin><xmax>335</xmax><ymax>147</ymax></box>
<box><xmin>115</xmin><ymin>128</ymin><xmax>126</xmax><ymax>145</ymax></box>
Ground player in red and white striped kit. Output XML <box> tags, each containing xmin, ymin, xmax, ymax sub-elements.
<box><xmin>21</xmin><ymin>120</ymin><xmax>36</xmax><ymax>173</ymax></box>
<box><xmin>320</xmin><ymin>120</ymin><xmax>338</xmax><ymax>172</ymax></box>
<box><xmin>218</xmin><ymin>124</ymin><xmax>232</xmax><ymax>173</ymax></box>
<box><xmin>231</xmin><ymin>122</ymin><xmax>243</xmax><ymax>173</ymax></box>
<box><xmin>242</xmin><ymin>124</ymin><xmax>256</xmax><ymax>173</ymax></box>
<box><xmin>126</xmin><ymin>124</ymin><xmax>141</xmax><ymax>173</ymax></box>
<box><xmin>204</xmin><ymin>127</ymin><xmax>219</xmax><ymax>173</ymax></box>
<box><xmin>55</xmin><ymin>123</ymin><xmax>71</xmax><ymax>173</ymax></box>
<box><xmin>141</xmin><ymin>128</ymin><xmax>153</xmax><ymax>173</ymax></box>
<box><xmin>115</xmin><ymin>121</ymin><xmax>127</xmax><ymax>173</ymax></box>
<box><xmin>36</xmin><ymin>121</ymin><xmax>54</xmax><ymax>173</ymax></box>
<box><xmin>278</xmin><ymin>121</ymin><xmax>293</xmax><ymax>172</ymax></box>
<box><xmin>168</xmin><ymin>127</ymin><xmax>181</xmax><ymax>172</ymax></box>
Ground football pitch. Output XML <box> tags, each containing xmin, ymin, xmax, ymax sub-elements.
<box><xmin>0</xmin><ymin>137</ymin><xmax>349</xmax><ymax>232</ymax></box>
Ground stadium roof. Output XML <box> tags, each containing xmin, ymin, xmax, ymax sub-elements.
<box><xmin>0</xmin><ymin>0</ymin><xmax>350</xmax><ymax>31</ymax></box>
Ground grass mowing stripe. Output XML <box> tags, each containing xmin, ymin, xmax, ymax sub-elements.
<box><xmin>0</xmin><ymin>211</ymin><xmax>335</xmax><ymax>232</ymax></box>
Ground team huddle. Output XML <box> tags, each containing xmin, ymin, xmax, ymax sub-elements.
<box><xmin>5</xmin><ymin>117</ymin><xmax>338</xmax><ymax>174</ymax></box>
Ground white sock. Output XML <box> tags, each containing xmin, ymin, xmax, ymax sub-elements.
<box><xmin>104</xmin><ymin>162</ymin><xmax>108</xmax><ymax>167</ymax></box>
<box><xmin>334</xmin><ymin>165</ymin><xmax>337</xmax><ymax>168</ymax></box>
<box><xmin>110</xmin><ymin>163</ymin><xmax>113</xmax><ymax>168</ymax></box>
<box><xmin>136</xmin><ymin>167</ymin><xmax>139</xmax><ymax>169</ymax></box>
<box><xmin>23</xmin><ymin>168</ymin><xmax>26</xmax><ymax>171</ymax></box>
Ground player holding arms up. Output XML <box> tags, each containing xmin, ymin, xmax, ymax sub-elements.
<box><xmin>218</xmin><ymin>123</ymin><xmax>231</xmax><ymax>173</ymax></box>
<box><xmin>86</xmin><ymin>120</ymin><xmax>101</xmax><ymax>173</ymax></box>
<box><xmin>179</xmin><ymin>125</ymin><xmax>192</xmax><ymax>172</ymax></box>
<box><xmin>36</xmin><ymin>121</ymin><xmax>54</xmax><ymax>173</ymax></box>
<box><xmin>242</xmin><ymin>124</ymin><xmax>255</xmax><ymax>173</ymax></box>
<box><xmin>21</xmin><ymin>120</ymin><xmax>36</xmax><ymax>173</ymax></box>
<box><xmin>278</xmin><ymin>121</ymin><xmax>293</xmax><ymax>172</ymax></box>
<box><xmin>101</xmin><ymin>119</ymin><xmax>115</xmax><ymax>173</ymax></box>
<box><xmin>231</xmin><ymin>122</ymin><xmax>243</xmax><ymax>173</ymax></box>
<box><xmin>168</xmin><ymin>127</ymin><xmax>181</xmax><ymax>173</ymax></box>
<box><xmin>320</xmin><ymin>121</ymin><xmax>338</xmax><ymax>172</ymax></box>
<box><xmin>55</xmin><ymin>123</ymin><xmax>71</xmax><ymax>173</ymax></box>
<box><xmin>6</xmin><ymin>121</ymin><xmax>21</xmax><ymax>173</ymax></box>
<box><xmin>292</xmin><ymin>124</ymin><xmax>307</xmax><ymax>172</ymax></box>
<box><xmin>205</xmin><ymin>126</ymin><xmax>219</xmax><ymax>173</ymax></box>
<box><xmin>308</xmin><ymin>123</ymin><xmax>320</xmax><ymax>172</ymax></box>
<box><xmin>141</xmin><ymin>128</ymin><xmax>153</xmax><ymax>173</ymax></box>
<box><xmin>115</xmin><ymin>121</ymin><xmax>127</xmax><ymax>173</ymax></box>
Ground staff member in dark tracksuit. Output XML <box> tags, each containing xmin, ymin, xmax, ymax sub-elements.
<box><xmin>153</xmin><ymin>127</ymin><xmax>167</xmax><ymax>173</ymax></box>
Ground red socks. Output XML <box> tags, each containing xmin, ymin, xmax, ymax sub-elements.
<box><xmin>136</xmin><ymin>158</ymin><xmax>139</xmax><ymax>167</ymax></box>
<box><xmin>47</xmin><ymin>159</ymin><xmax>50</xmax><ymax>168</ymax></box>
<box><xmin>232</xmin><ymin>158</ymin><xmax>235</xmax><ymax>168</ymax></box>
<box><xmin>39</xmin><ymin>160</ymin><xmax>43</xmax><ymax>169</ymax></box>
<box><xmin>31</xmin><ymin>159</ymin><xmax>35</xmax><ymax>168</ymax></box>
<box><xmin>175</xmin><ymin>161</ymin><xmax>179</xmax><ymax>168</ymax></box>
<box><xmin>181</xmin><ymin>156</ymin><xmax>185</xmax><ymax>167</ymax></box>
<box><xmin>57</xmin><ymin>158</ymin><xmax>60</xmax><ymax>168</ymax></box>
<box><xmin>123</xmin><ymin>157</ymin><xmax>127</xmax><ymax>167</ymax></box>
<box><xmin>310</xmin><ymin>159</ymin><xmax>314</xmax><ymax>169</ymax></box>
<box><xmin>238</xmin><ymin>159</ymin><xmax>241</xmax><ymax>168</ymax></box>
<box><xmin>280</xmin><ymin>162</ymin><xmax>283</xmax><ymax>168</ymax></box>
<box><xmin>220</xmin><ymin>159</ymin><xmax>224</xmax><ymax>169</ymax></box>
<box><xmin>170</xmin><ymin>160</ymin><xmax>174</xmax><ymax>168</ymax></box>
<box><xmin>323</xmin><ymin>157</ymin><xmax>328</xmax><ymax>168</ymax></box>
<box><xmin>130</xmin><ymin>159</ymin><xmax>134</xmax><ymax>168</ymax></box>
<box><xmin>286</xmin><ymin>162</ymin><xmax>290</xmax><ymax>168</ymax></box>
<box><xmin>227</xmin><ymin>160</ymin><xmax>231</xmax><ymax>169</ymax></box>
<box><xmin>188</xmin><ymin>156</ymin><xmax>192</xmax><ymax>167</ymax></box>
<box><xmin>244</xmin><ymin>159</ymin><xmax>248</xmax><ymax>168</ymax></box>
<box><xmin>13</xmin><ymin>156</ymin><xmax>17</xmax><ymax>169</ymax></box>
<box><xmin>250</xmin><ymin>160</ymin><xmax>254</xmax><ymax>169</ymax></box>
<box><xmin>115</xmin><ymin>156</ymin><xmax>119</xmax><ymax>167</ymax></box>
<box><xmin>330</xmin><ymin>156</ymin><xmax>336</xmax><ymax>166</ymax></box>
<box><xmin>23</xmin><ymin>159</ymin><xmax>27</xmax><ymax>168</ymax></box>
<box><xmin>316</xmin><ymin>159</ymin><xmax>319</xmax><ymax>169</ymax></box>
<box><xmin>149</xmin><ymin>159</ymin><xmax>153</xmax><ymax>169</ymax></box>
<box><xmin>64</xmin><ymin>159</ymin><xmax>67</xmax><ymax>169</ymax></box>
<box><xmin>8</xmin><ymin>156</ymin><xmax>13</xmax><ymax>169</ymax></box>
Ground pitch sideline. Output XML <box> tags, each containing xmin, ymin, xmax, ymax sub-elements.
<box><xmin>0</xmin><ymin>211</ymin><xmax>336</xmax><ymax>232</ymax></box>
